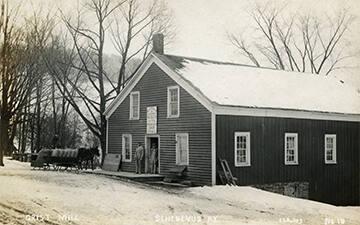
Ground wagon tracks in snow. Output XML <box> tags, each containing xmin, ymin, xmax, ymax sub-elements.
<box><xmin>0</xmin><ymin>208</ymin><xmax>27</xmax><ymax>225</ymax></box>
<box><xmin>0</xmin><ymin>202</ymin><xmax>78</xmax><ymax>225</ymax></box>
<box><xmin>167</xmin><ymin>205</ymin><xmax>175</xmax><ymax>212</ymax></box>
<box><xmin>31</xmin><ymin>199</ymin><xmax>44</xmax><ymax>207</ymax></box>
<box><xmin>0</xmin><ymin>202</ymin><xmax>58</xmax><ymax>225</ymax></box>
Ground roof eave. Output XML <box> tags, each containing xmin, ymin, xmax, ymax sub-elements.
<box><xmin>104</xmin><ymin>53</ymin><xmax>156</xmax><ymax>118</ymax></box>
<box><xmin>213</xmin><ymin>104</ymin><xmax>360</xmax><ymax>122</ymax></box>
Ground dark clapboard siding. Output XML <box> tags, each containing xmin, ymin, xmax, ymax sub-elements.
<box><xmin>216</xmin><ymin>115</ymin><xmax>360</xmax><ymax>205</ymax></box>
<box><xmin>107</xmin><ymin>63</ymin><xmax>212</xmax><ymax>185</ymax></box>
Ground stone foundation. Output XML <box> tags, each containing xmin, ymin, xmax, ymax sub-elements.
<box><xmin>254</xmin><ymin>182</ymin><xmax>309</xmax><ymax>199</ymax></box>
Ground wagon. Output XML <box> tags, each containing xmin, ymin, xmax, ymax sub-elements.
<box><xmin>31</xmin><ymin>148</ymin><xmax>79</xmax><ymax>171</ymax></box>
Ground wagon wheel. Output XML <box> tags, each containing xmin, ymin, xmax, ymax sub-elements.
<box><xmin>77</xmin><ymin>162</ymin><xmax>82</xmax><ymax>172</ymax></box>
<box><xmin>81</xmin><ymin>161</ymin><xmax>88</xmax><ymax>170</ymax></box>
<box><xmin>65</xmin><ymin>166</ymin><xmax>70</xmax><ymax>172</ymax></box>
<box><xmin>54</xmin><ymin>164</ymin><xmax>61</xmax><ymax>171</ymax></box>
<box><xmin>72</xmin><ymin>166</ymin><xmax>78</xmax><ymax>173</ymax></box>
<box><xmin>71</xmin><ymin>166</ymin><xmax>78</xmax><ymax>173</ymax></box>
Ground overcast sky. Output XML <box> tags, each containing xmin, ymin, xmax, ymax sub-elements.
<box><xmin>169</xmin><ymin>0</ymin><xmax>360</xmax><ymax>60</ymax></box>
<box><xmin>16</xmin><ymin>0</ymin><xmax>360</xmax><ymax>86</ymax></box>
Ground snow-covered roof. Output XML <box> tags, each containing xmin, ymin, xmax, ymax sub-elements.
<box><xmin>157</xmin><ymin>54</ymin><xmax>360</xmax><ymax>115</ymax></box>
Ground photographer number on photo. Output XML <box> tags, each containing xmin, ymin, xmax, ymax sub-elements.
<box><xmin>324</xmin><ymin>218</ymin><xmax>346</xmax><ymax>225</ymax></box>
<box><xmin>279</xmin><ymin>217</ymin><xmax>303</xmax><ymax>224</ymax></box>
<box><xmin>154</xmin><ymin>214</ymin><xmax>217</xmax><ymax>223</ymax></box>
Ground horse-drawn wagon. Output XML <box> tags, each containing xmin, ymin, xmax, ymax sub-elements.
<box><xmin>31</xmin><ymin>147</ymin><xmax>99</xmax><ymax>171</ymax></box>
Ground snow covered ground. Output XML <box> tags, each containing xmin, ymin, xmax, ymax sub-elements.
<box><xmin>0</xmin><ymin>158</ymin><xmax>359</xmax><ymax>225</ymax></box>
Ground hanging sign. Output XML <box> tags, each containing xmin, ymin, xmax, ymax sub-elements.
<box><xmin>146</xmin><ymin>106</ymin><xmax>157</xmax><ymax>134</ymax></box>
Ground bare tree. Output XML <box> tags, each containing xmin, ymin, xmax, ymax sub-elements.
<box><xmin>43</xmin><ymin>33</ymin><xmax>85</xmax><ymax>148</ymax></box>
<box><xmin>0</xmin><ymin>0</ymin><xmax>42</xmax><ymax>165</ymax></box>
<box><xmin>25</xmin><ymin>11</ymin><xmax>56</xmax><ymax>152</ymax></box>
<box><xmin>46</xmin><ymin>0</ymin><xmax>173</xmax><ymax>164</ymax></box>
<box><xmin>111</xmin><ymin>0</ymin><xmax>174</xmax><ymax>93</ymax></box>
<box><xmin>47</xmin><ymin>0</ymin><xmax>126</xmax><ymax>164</ymax></box>
<box><xmin>228</xmin><ymin>3</ymin><xmax>355</xmax><ymax>75</ymax></box>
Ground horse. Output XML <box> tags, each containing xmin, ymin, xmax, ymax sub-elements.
<box><xmin>77</xmin><ymin>147</ymin><xmax>100</xmax><ymax>170</ymax></box>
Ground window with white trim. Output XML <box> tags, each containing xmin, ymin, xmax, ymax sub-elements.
<box><xmin>325</xmin><ymin>134</ymin><xmax>336</xmax><ymax>164</ymax></box>
<box><xmin>129</xmin><ymin>91</ymin><xmax>140</xmax><ymax>120</ymax></box>
<box><xmin>234</xmin><ymin>132</ymin><xmax>251</xmax><ymax>166</ymax></box>
<box><xmin>176</xmin><ymin>133</ymin><xmax>188</xmax><ymax>165</ymax></box>
<box><xmin>285</xmin><ymin>133</ymin><xmax>298</xmax><ymax>165</ymax></box>
<box><xmin>122</xmin><ymin>134</ymin><xmax>132</xmax><ymax>162</ymax></box>
<box><xmin>167</xmin><ymin>86</ymin><xmax>179</xmax><ymax>118</ymax></box>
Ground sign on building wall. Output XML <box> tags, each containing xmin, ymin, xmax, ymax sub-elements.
<box><xmin>146</xmin><ymin>106</ymin><xmax>157</xmax><ymax>134</ymax></box>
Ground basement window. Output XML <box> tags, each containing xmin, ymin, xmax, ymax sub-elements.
<box><xmin>285</xmin><ymin>133</ymin><xmax>298</xmax><ymax>165</ymax></box>
<box><xmin>167</xmin><ymin>86</ymin><xmax>180</xmax><ymax>118</ymax></box>
<box><xmin>129</xmin><ymin>91</ymin><xmax>140</xmax><ymax>120</ymax></box>
<box><xmin>176</xmin><ymin>133</ymin><xmax>189</xmax><ymax>165</ymax></box>
<box><xmin>234</xmin><ymin>132</ymin><xmax>251</xmax><ymax>167</ymax></box>
<box><xmin>122</xmin><ymin>134</ymin><xmax>132</xmax><ymax>162</ymax></box>
<box><xmin>325</xmin><ymin>134</ymin><xmax>336</xmax><ymax>164</ymax></box>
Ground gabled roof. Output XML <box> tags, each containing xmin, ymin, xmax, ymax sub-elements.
<box><xmin>104</xmin><ymin>52</ymin><xmax>360</xmax><ymax>121</ymax></box>
<box><xmin>158</xmin><ymin>54</ymin><xmax>360</xmax><ymax>115</ymax></box>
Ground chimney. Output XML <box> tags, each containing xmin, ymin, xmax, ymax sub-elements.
<box><xmin>152</xmin><ymin>33</ymin><xmax>164</xmax><ymax>54</ymax></box>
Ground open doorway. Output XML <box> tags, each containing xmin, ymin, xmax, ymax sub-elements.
<box><xmin>145</xmin><ymin>135</ymin><xmax>160</xmax><ymax>174</ymax></box>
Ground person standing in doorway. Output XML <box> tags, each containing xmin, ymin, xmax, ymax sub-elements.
<box><xmin>135</xmin><ymin>142</ymin><xmax>144</xmax><ymax>174</ymax></box>
<box><xmin>149</xmin><ymin>143</ymin><xmax>158</xmax><ymax>174</ymax></box>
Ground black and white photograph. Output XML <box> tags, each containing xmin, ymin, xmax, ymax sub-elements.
<box><xmin>0</xmin><ymin>0</ymin><xmax>360</xmax><ymax>224</ymax></box>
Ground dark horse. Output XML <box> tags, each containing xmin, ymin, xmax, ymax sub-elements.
<box><xmin>77</xmin><ymin>147</ymin><xmax>100</xmax><ymax>170</ymax></box>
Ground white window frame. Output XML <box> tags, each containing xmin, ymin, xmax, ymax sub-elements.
<box><xmin>129</xmin><ymin>91</ymin><xmax>140</xmax><ymax>120</ymax></box>
<box><xmin>175</xmin><ymin>133</ymin><xmax>189</xmax><ymax>165</ymax></box>
<box><xmin>234</xmin><ymin>132</ymin><xmax>251</xmax><ymax>167</ymax></box>
<box><xmin>325</xmin><ymin>134</ymin><xmax>337</xmax><ymax>164</ymax></box>
<box><xmin>167</xmin><ymin>86</ymin><xmax>180</xmax><ymax>118</ymax></box>
<box><xmin>284</xmin><ymin>133</ymin><xmax>298</xmax><ymax>165</ymax></box>
<box><xmin>122</xmin><ymin>134</ymin><xmax>132</xmax><ymax>162</ymax></box>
